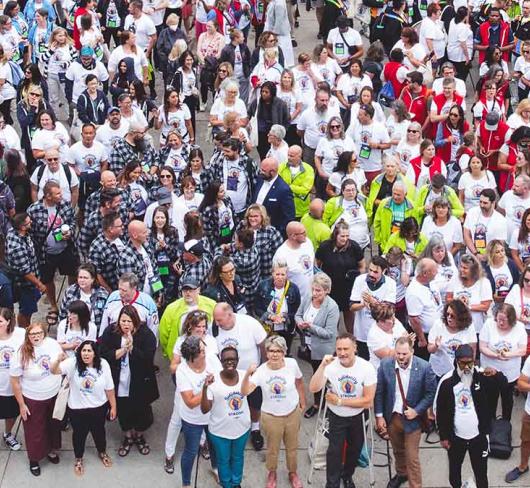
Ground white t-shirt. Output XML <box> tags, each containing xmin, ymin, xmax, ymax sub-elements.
<box><xmin>367</xmin><ymin>320</ymin><xmax>407</xmax><ymax>370</ymax></box>
<box><xmin>31</xmin><ymin>123</ymin><xmax>71</xmax><ymax>161</ymax></box>
<box><xmin>108</xmin><ymin>45</ymin><xmax>148</xmax><ymax>80</ymax></box>
<box><xmin>250</xmin><ymin>357</ymin><xmax>302</xmax><ymax>415</ymax></box>
<box><xmin>509</xmin><ymin>229</ymin><xmax>530</xmax><ymax>263</ymax></box>
<box><xmin>498</xmin><ymin>191</ymin><xmax>530</xmax><ymax>239</ymax></box>
<box><xmin>447</xmin><ymin>20</ymin><xmax>473</xmax><ymax>64</ymax></box>
<box><xmin>346</xmin><ymin>119</ymin><xmax>390</xmax><ymax>173</ymax></box>
<box><xmin>315</xmin><ymin>136</ymin><xmax>355</xmax><ymax>176</ymax></box>
<box><xmin>173</xmin><ymin>334</ymin><xmax>218</xmax><ymax>359</ymax></box>
<box><xmin>336</xmin><ymin>74</ymin><xmax>372</xmax><ymax>109</ymax></box>
<box><xmin>405</xmin><ymin>278</ymin><xmax>443</xmax><ymax>333</ymax></box>
<box><xmin>505</xmin><ymin>284</ymin><xmax>530</xmax><ymax>329</ymax></box>
<box><xmin>515</xmin><ymin>55</ymin><xmax>530</xmax><ymax>90</ymax></box>
<box><xmin>176</xmin><ymin>355</ymin><xmax>222</xmax><ymax>425</ymax></box>
<box><xmin>95</xmin><ymin>120</ymin><xmax>130</xmax><ymax>152</ymax></box>
<box><xmin>458</xmin><ymin>171</ymin><xmax>497</xmax><ymax>211</ymax></box>
<box><xmin>419</xmin><ymin>17</ymin><xmax>447</xmax><ymax>59</ymax></box>
<box><xmin>206</xmin><ymin>370</ymin><xmax>251</xmax><ymax>439</ymax></box>
<box><xmin>421</xmin><ymin>215</ymin><xmax>463</xmax><ymax>252</ymax></box>
<box><xmin>0</xmin><ymin>62</ymin><xmax>16</xmax><ymax>101</ymax></box>
<box><xmin>328</xmin><ymin>168</ymin><xmax>366</xmax><ymax>196</ymax></box>
<box><xmin>158</xmin><ymin>105</ymin><xmax>192</xmax><ymax>143</ymax></box>
<box><xmin>30</xmin><ymin>164</ymin><xmax>80</xmax><ymax>202</ymax></box>
<box><xmin>522</xmin><ymin>356</ymin><xmax>530</xmax><ymax>414</ymax></box>
<box><xmin>65</xmin><ymin>60</ymin><xmax>109</xmax><ymax>104</ymax></box>
<box><xmin>212</xmin><ymin>314</ymin><xmax>267</xmax><ymax>370</ymax></box>
<box><xmin>452</xmin><ymin>379</ymin><xmax>480</xmax><ymax>439</ymax></box>
<box><xmin>391</xmin><ymin>39</ymin><xmax>427</xmax><ymax>70</ymax></box>
<box><xmin>56</xmin><ymin>321</ymin><xmax>98</xmax><ymax>357</ymax></box>
<box><xmin>480</xmin><ymin>318</ymin><xmax>526</xmax><ymax>383</ymax></box>
<box><xmin>124</xmin><ymin>14</ymin><xmax>156</xmax><ymax>51</ymax></box>
<box><xmin>273</xmin><ymin>240</ymin><xmax>315</xmax><ymax>301</ymax></box>
<box><xmin>395</xmin><ymin>140</ymin><xmax>420</xmax><ymax>173</ymax></box>
<box><xmin>0</xmin><ymin>327</ymin><xmax>25</xmax><ymax>396</ymax></box>
<box><xmin>351</xmin><ymin>102</ymin><xmax>385</xmax><ymax>125</ymax></box>
<box><xmin>297</xmin><ymin>106</ymin><xmax>340</xmax><ymax>150</ymax></box>
<box><xmin>311</xmin><ymin>58</ymin><xmax>342</xmax><ymax>88</ymax></box>
<box><xmin>118</xmin><ymin>337</ymin><xmax>131</xmax><ymax>397</ymax></box>
<box><xmin>10</xmin><ymin>337</ymin><xmax>63</xmax><ymax>401</ymax></box>
<box><xmin>59</xmin><ymin>356</ymin><xmax>114</xmax><ymax>409</ymax></box>
<box><xmin>334</xmin><ymin>199</ymin><xmax>370</xmax><ymax>249</ymax></box>
<box><xmin>350</xmin><ymin>274</ymin><xmax>397</xmax><ymax>342</ymax></box>
<box><xmin>489</xmin><ymin>262</ymin><xmax>514</xmax><ymax>297</ymax></box>
<box><xmin>326</xmin><ymin>27</ymin><xmax>362</xmax><ymax>66</ymax></box>
<box><xmin>323</xmin><ymin>356</ymin><xmax>377</xmax><ymax>416</ymax></box>
<box><xmin>432</xmin><ymin>77</ymin><xmax>467</xmax><ymax>98</ymax></box>
<box><xmin>428</xmin><ymin>319</ymin><xmax>477</xmax><ymax>377</ymax></box>
<box><xmin>65</xmin><ymin>140</ymin><xmax>108</xmax><ymax>174</ymax></box>
<box><xmin>463</xmin><ymin>208</ymin><xmax>508</xmax><ymax>255</ymax></box>
<box><xmin>447</xmin><ymin>276</ymin><xmax>493</xmax><ymax>333</ymax></box>
<box><xmin>210</xmin><ymin>98</ymin><xmax>248</xmax><ymax>122</ymax></box>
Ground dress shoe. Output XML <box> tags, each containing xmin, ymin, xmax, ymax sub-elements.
<box><xmin>251</xmin><ymin>430</ymin><xmax>264</xmax><ymax>451</ymax></box>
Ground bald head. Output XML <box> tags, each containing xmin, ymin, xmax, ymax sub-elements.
<box><xmin>128</xmin><ymin>220</ymin><xmax>148</xmax><ymax>245</ymax></box>
<box><xmin>288</xmin><ymin>145</ymin><xmax>303</xmax><ymax>166</ymax></box>
<box><xmin>309</xmin><ymin>198</ymin><xmax>325</xmax><ymax>219</ymax></box>
<box><xmin>260</xmin><ymin>157</ymin><xmax>279</xmax><ymax>181</ymax></box>
<box><xmin>286</xmin><ymin>221</ymin><xmax>306</xmax><ymax>246</ymax></box>
<box><xmin>415</xmin><ymin>258</ymin><xmax>438</xmax><ymax>284</ymax></box>
<box><xmin>213</xmin><ymin>302</ymin><xmax>235</xmax><ymax>329</ymax></box>
<box><xmin>101</xmin><ymin>170</ymin><xmax>117</xmax><ymax>189</ymax></box>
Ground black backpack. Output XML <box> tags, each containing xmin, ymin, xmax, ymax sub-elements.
<box><xmin>489</xmin><ymin>418</ymin><xmax>512</xmax><ymax>459</ymax></box>
<box><xmin>36</xmin><ymin>163</ymin><xmax>73</xmax><ymax>188</ymax></box>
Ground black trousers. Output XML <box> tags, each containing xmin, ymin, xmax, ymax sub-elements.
<box><xmin>488</xmin><ymin>379</ymin><xmax>516</xmax><ymax>421</ymax></box>
<box><xmin>356</xmin><ymin>340</ymin><xmax>369</xmax><ymax>361</ymax></box>
<box><xmin>451</xmin><ymin>60</ymin><xmax>471</xmax><ymax>82</ymax></box>
<box><xmin>448</xmin><ymin>434</ymin><xmax>489</xmax><ymax>488</ymax></box>
<box><xmin>326</xmin><ymin>410</ymin><xmax>364</xmax><ymax>488</ymax></box>
<box><xmin>69</xmin><ymin>404</ymin><xmax>108</xmax><ymax>458</ymax></box>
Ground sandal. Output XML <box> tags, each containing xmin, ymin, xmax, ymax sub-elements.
<box><xmin>164</xmin><ymin>456</ymin><xmax>175</xmax><ymax>474</ymax></box>
<box><xmin>98</xmin><ymin>452</ymin><xmax>112</xmax><ymax>467</ymax></box>
<box><xmin>74</xmin><ymin>458</ymin><xmax>84</xmax><ymax>476</ymax></box>
<box><xmin>199</xmin><ymin>442</ymin><xmax>210</xmax><ymax>460</ymax></box>
<box><xmin>118</xmin><ymin>436</ymin><xmax>134</xmax><ymax>457</ymax></box>
<box><xmin>46</xmin><ymin>310</ymin><xmax>59</xmax><ymax>327</ymax></box>
<box><xmin>134</xmin><ymin>435</ymin><xmax>150</xmax><ymax>455</ymax></box>
<box><xmin>304</xmin><ymin>406</ymin><xmax>319</xmax><ymax>418</ymax></box>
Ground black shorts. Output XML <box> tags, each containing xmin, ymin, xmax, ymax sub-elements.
<box><xmin>247</xmin><ymin>386</ymin><xmax>262</xmax><ymax>411</ymax></box>
<box><xmin>40</xmin><ymin>246</ymin><xmax>80</xmax><ymax>283</ymax></box>
<box><xmin>0</xmin><ymin>395</ymin><xmax>20</xmax><ymax>419</ymax></box>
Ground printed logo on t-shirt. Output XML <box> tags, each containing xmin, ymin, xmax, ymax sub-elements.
<box><xmin>495</xmin><ymin>274</ymin><xmax>510</xmax><ymax>291</ymax></box>
<box><xmin>455</xmin><ymin>386</ymin><xmax>472</xmax><ymax>411</ymax></box>
<box><xmin>441</xmin><ymin>265</ymin><xmax>454</xmax><ymax>281</ymax></box>
<box><xmin>0</xmin><ymin>346</ymin><xmax>14</xmax><ymax>369</ymax></box>
<box><xmin>36</xmin><ymin>355</ymin><xmax>51</xmax><ymax>376</ymax></box>
<box><xmin>514</xmin><ymin>206</ymin><xmax>525</xmax><ymax>222</ymax></box>
<box><xmin>220</xmin><ymin>337</ymin><xmax>239</xmax><ymax>349</ymax></box>
<box><xmin>472</xmin><ymin>185</ymin><xmax>484</xmax><ymax>198</ymax></box>
<box><xmin>522</xmin><ymin>303</ymin><xmax>530</xmax><ymax>321</ymax></box>
<box><xmin>401</xmin><ymin>150</ymin><xmax>411</xmax><ymax>163</ymax></box>
<box><xmin>225</xmin><ymin>391</ymin><xmax>244</xmax><ymax>416</ymax></box>
<box><xmin>493</xmin><ymin>340</ymin><xmax>512</xmax><ymax>354</ymax></box>
<box><xmin>300</xmin><ymin>255</ymin><xmax>312</xmax><ymax>271</ymax></box>
<box><xmin>80</xmin><ymin>371</ymin><xmax>99</xmax><ymax>394</ymax></box>
<box><xmin>444</xmin><ymin>338</ymin><xmax>462</xmax><ymax>355</ymax></box>
<box><xmin>455</xmin><ymin>290</ymin><xmax>471</xmax><ymax>302</ymax></box>
<box><xmin>267</xmin><ymin>375</ymin><xmax>286</xmax><ymax>399</ymax></box>
<box><xmin>317</xmin><ymin>120</ymin><xmax>328</xmax><ymax>134</ymax></box>
<box><xmin>338</xmin><ymin>374</ymin><xmax>357</xmax><ymax>397</ymax></box>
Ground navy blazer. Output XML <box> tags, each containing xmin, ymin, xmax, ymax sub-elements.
<box><xmin>253</xmin><ymin>176</ymin><xmax>295</xmax><ymax>237</ymax></box>
<box><xmin>374</xmin><ymin>355</ymin><xmax>436</xmax><ymax>434</ymax></box>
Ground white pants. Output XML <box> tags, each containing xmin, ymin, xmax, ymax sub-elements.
<box><xmin>47</xmin><ymin>72</ymin><xmax>67</xmax><ymax>119</ymax></box>
<box><xmin>164</xmin><ymin>390</ymin><xmax>182</xmax><ymax>458</ymax></box>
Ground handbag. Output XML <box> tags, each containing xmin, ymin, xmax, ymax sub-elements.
<box><xmin>395</xmin><ymin>368</ymin><xmax>432</xmax><ymax>433</ymax></box>
<box><xmin>52</xmin><ymin>376</ymin><xmax>70</xmax><ymax>421</ymax></box>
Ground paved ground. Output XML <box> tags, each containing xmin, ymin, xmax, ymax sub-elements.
<box><xmin>3</xmin><ymin>7</ymin><xmax>530</xmax><ymax>488</ymax></box>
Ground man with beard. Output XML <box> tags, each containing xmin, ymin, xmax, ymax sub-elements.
<box><xmin>95</xmin><ymin>107</ymin><xmax>130</xmax><ymax>154</ymax></box>
<box><xmin>375</xmin><ymin>336</ymin><xmax>436</xmax><ymax>488</ymax></box>
<box><xmin>252</xmin><ymin>157</ymin><xmax>295</xmax><ymax>236</ymax></box>
<box><xmin>297</xmin><ymin>88</ymin><xmax>340</xmax><ymax>167</ymax></box>
<box><xmin>309</xmin><ymin>333</ymin><xmax>377</xmax><ymax>488</ymax></box>
<box><xmin>350</xmin><ymin>256</ymin><xmax>397</xmax><ymax>360</ymax></box>
<box><xmin>497</xmin><ymin>175</ymin><xmax>530</xmax><ymax>237</ymax></box>
<box><xmin>108</xmin><ymin>120</ymin><xmax>159</xmax><ymax>175</ymax></box>
<box><xmin>436</xmin><ymin>344</ymin><xmax>500</xmax><ymax>488</ymax></box>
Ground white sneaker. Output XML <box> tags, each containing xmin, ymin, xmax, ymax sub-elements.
<box><xmin>3</xmin><ymin>433</ymin><xmax>21</xmax><ymax>451</ymax></box>
<box><xmin>200</xmin><ymin>101</ymin><xmax>206</xmax><ymax>112</ymax></box>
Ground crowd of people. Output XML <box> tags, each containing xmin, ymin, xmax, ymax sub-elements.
<box><xmin>3</xmin><ymin>0</ymin><xmax>530</xmax><ymax>487</ymax></box>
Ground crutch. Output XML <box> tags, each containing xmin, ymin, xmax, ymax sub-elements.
<box><xmin>307</xmin><ymin>384</ymin><xmax>329</xmax><ymax>485</ymax></box>
<box><xmin>363</xmin><ymin>408</ymin><xmax>376</xmax><ymax>488</ymax></box>
<box><xmin>193</xmin><ymin>440</ymin><xmax>201</xmax><ymax>488</ymax></box>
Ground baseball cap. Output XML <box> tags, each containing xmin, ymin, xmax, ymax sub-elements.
<box><xmin>485</xmin><ymin>111</ymin><xmax>499</xmax><ymax>131</ymax></box>
<box><xmin>181</xmin><ymin>277</ymin><xmax>200</xmax><ymax>289</ymax></box>
<box><xmin>107</xmin><ymin>106</ymin><xmax>120</xmax><ymax>115</ymax></box>
<box><xmin>156</xmin><ymin>187</ymin><xmax>172</xmax><ymax>205</ymax></box>
<box><xmin>454</xmin><ymin>344</ymin><xmax>474</xmax><ymax>360</ymax></box>
<box><xmin>80</xmin><ymin>46</ymin><xmax>95</xmax><ymax>57</ymax></box>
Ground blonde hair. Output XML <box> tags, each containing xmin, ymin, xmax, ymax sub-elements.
<box><xmin>168</xmin><ymin>39</ymin><xmax>188</xmax><ymax>61</ymax></box>
<box><xmin>517</xmin><ymin>98</ymin><xmax>530</xmax><ymax>116</ymax></box>
<box><xmin>49</xmin><ymin>27</ymin><xmax>73</xmax><ymax>47</ymax></box>
<box><xmin>166</xmin><ymin>13</ymin><xmax>179</xmax><ymax>26</ymax></box>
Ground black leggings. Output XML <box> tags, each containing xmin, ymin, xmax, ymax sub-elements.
<box><xmin>69</xmin><ymin>404</ymin><xmax>108</xmax><ymax>458</ymax></box>
<box><xmin>183</xmin><ymin>94</ymin><xmax>198</xmax><ymax>134</ymax></box>
<box><xmin>311</xmin><ymin>359</ymin><xmax>323</xmax><ymax>406</ymax></box>
<box><xmin>448</xmin><ymin>434</ymin><xmax>489</xmax><ymax>488</ymax></box>
<box><xmin>488</xmin><ymin>379</ymin><xmax>516</xmax><ymax>421</ymax></box>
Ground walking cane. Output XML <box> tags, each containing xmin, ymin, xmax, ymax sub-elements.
<box><xmin>193</xmin><ymin>444</ymin><xmax>201</xmax><ymax>488</ymax></box>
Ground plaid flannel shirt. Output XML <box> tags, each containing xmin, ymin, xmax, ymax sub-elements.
<box><xmin>58</xmin><ymin>283</ymin><xmax>109</xmax><ymax>330</ymax></box>
<box><xmin>180</xmin><ymin>237</ymin><xmax>213</xmax><ymax>293</ymax></box>
<box><xmin>5</xmin><ymin>228</ymin><xmax>39</xmax><ymax>288</ymax></box>
<box><xmin>27</xmin><ymin>200</ymin><xmax>77</xmax><ymax>265</ymax></box>
<box><xmin>202</xmin><ymin>197</ymin><xmax>236</xmax><ymax>248</ymax></box>
<box><xmin>116</xmin><ymin>243</ymin><xmax>160</xmax><ymax>292</ymax></box>
<box><xmin>236</xmin><ymin>221</ymin><xmax>284</xmax><ymax>278</ymax></box>
<box><xmin>88</xmin><ymin>235</ymin><xmax>122</xmax><ymax>291</ymax></box>
<box><xmin>84</xmin><ymin>187</ymin><xmax>133</xmax><ymax>218</ymax></box>
<box><xmin>226</xmin><ymin>245</ymin><xmax>261</xmax><ymax>305</ymax></box>
<box><xmin>109</xmin><ymin>139</ymin><xmax>159</xmax><ymax>175</ymax></box>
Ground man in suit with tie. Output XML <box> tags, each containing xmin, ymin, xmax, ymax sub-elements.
<box><xmin>374</xmin><ymin>336</ymin><xmax>437</xmax><ymax>488</ymax></box>
<box><xmin>253</xmin><ymin>157</ymin><xmax>295</xmax><ymax>236</ymax></box>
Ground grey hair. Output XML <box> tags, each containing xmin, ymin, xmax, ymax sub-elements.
<box><xmin>312</xmin><ymin>272</ymin><xmax>332</xmax><ymax>293</ymax></box>
<box><xmin>517</xmin><ymin>174</ymin><xmax>530</xmax><ymax>187</ymax></box>
<box><xmin>272</xmin><ymin>259</ymin><xmax>289</xmax><ymax>270</ymax></box>
<box><xmin>392</xmin><ymin>180</ymin><xmax>407</xmax><ymax>193</ymax></box>
<box><xmin>442</xmin><ymin>77</ymin><xmax>455</xmax><ymax>88</ymax></box>
<box><xmin>180</xmin><ymin>336</ymin><xmax>204</xmax><ymax>362</ymax></box>
<box><xmin>384</xmin><ymin>154</ymin><xmax>400</xmax><ymax>167</ymax></box>
<box><xmin>265</xmin><ymin>335</ymin><xmax>288</xmax><ymax>354</ymax></box>
<box><xmin>224</xmin><ymin>80</ymin><xmax>239</xmax><ymax>95</ymax></box>
<box><xmin>419</xmin><ymin>235</ymin><xmax>451</xmax><ymax>266</ymax></box>
<box><xmin>269</xmin><ymin>124</ymin><xmax>286</xmax><ymax>140</ymax></box>
<box><xmin>119</xmin><ymin>272</ymin><xmax>139</xmax><ymax>289</ymax></box>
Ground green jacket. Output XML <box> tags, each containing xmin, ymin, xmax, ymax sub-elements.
<box><xmin>301</xmin><ymin>213</ymin><xmax>331</xmax><ymax>251</ymax></box>
<box><xmin>414</xmin><ymin>184</ymin><xmax>464</xmax><ymax>223</ymax></box>
<box><xmin>382</xmin><ymin>232</ymin><xmax>429</xmax><ymax>255</ymax></box>
<box><xmin>278</xmin><ymin>162</ymin><xmax>315</xmax><ymax>218</ymax></box>
<box><xmin>159</xmin><ymin>295</ymin><xmax>216</xmax><ymax>359</ymax></box>
<box><xmin>373</xmin><ymin>197</ymin><xmax>416</xmax><ymax>245</ymax></box>
<box><xmin>366</xmin><ymin>174</ymin><xmax>416</xmax><ymax>224</ymax></box>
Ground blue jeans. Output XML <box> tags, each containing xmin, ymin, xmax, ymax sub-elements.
<box><xmin>208</xmin><ymin>430</ymin><xmax>250</xmax><ymax>488</ymax></box>
<box><xmin>180</xmin><ymin>420</ymin><xmax>217</xmax><ymax>485</ymax></box>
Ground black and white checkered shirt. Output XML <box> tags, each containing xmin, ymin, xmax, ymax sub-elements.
<box><xmin>117</xmin><ymin>243</ymin><xmax>160</xmax><ymax>292</ymax></box>
<box><xmin>84</xmin><ymin>187</ymin><xmax>133</xmax><ymax>218</ymax></box>
<box><xmin>5</xmin><ymin>228</ymin><xmax>40</xmax><ymax>288</ymax></box>
<box><xmin>109</xmin><ymin>139</ymin><xmax>159</xmax><ymax>175</ymax></box>
<box><xmin>58</xmin><ymin>283</ymin><xmax>109</xmax><ymax>330</ymax></box>
<box><xmin>88</xmin><ymin>235</ymin><xmax>123</xmax><ymax>291</ymax></box>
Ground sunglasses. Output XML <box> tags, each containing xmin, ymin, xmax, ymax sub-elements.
<box><xmin>47</xmin><ymin>157</ymin><xmax>59</xmax><ymax>162</ymax></box>
<box><xmin>449</xmin><ymin>113</ymin><xmax>459</xmax><ymax>117</ymax></box>
<box><xmin>160</xmin><ymin>174</ymin><xmax>172</xmax><ymax>179</ymax></box>
<box><xmin>407</xmin><ymin>129</ymin><xmax>419</xmax><ymax>133</ymax></box>
<box><xmin>330</xmin><ymin>125</ymin><xmax>341</xmax><ymax>129</ymax></box>
<box><xmin>29</xmin><ymin>92</ymin><xmax>41</xmax><ymax>96</ymax></box>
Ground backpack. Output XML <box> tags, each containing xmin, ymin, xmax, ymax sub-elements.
<box><xmin>489</xmin><ymin>418</ymin><xmax>512</xmax><ymax>459</ymax></box>
<box><xmin>8</xmin><ymin>61</ymin><xmax>24</xmax><ymax>87</ymax></box>
<box><xmin>36</xmin><ymin>163</ymin><xmax>73</xmax><ymax>188</ymax></box>
<box><xmin>377</xmin><ymin>81</ymin><xmax>396</xmax><ymax>107</ymax></box>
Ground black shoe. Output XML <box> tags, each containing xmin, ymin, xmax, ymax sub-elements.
<box><xmin>387</xmin><ymin>474</ymin><xmax>408</xmax><ymax>488</ymax></box>
<box><xmin>342</xmin><ymin>478</ymin><xmax>355</xmax><ymax>488</ymax></box>
<box><xmin>317</xmin><ymin>33</ymin><xmax>323</xmax><ymax>39</ymax></box>
<box><xmin>250</xmin><ymin>430</ymin><xmax>264</xmax><ymax>451</ymax></box>
<box><xmin>304</xmin><ymin>405</ymin><xmax>318</xmax><ymax>418</ymax></box>
<box><xmin>47</xmin><ymin>453</ymin><xmax>60</xmax><ymax>464</ymax></box>
<box><xmin>30</xmin><ymin>462</ymin><xmax>41</xmax><ymax>476</ymax></box>
<box><xmin>295</xmin><ymin>20</ymin><xmax>299</xmax><ymax>27</ymax></box>
<box><xmin>292</xmin><ymin>39</ymin><xmax>298</xmax><ymax>47</ymax></box>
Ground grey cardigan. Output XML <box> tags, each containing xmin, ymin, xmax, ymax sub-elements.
<box><xmin>295</xmin><ymin>295</ymin><xmax>340</xmax><ymax>360</ymax></box>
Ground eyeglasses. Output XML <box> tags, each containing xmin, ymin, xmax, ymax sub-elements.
<box><xmin>28</xmin><ymin>331</ymin><xmax>44</xmax><ymax>337</ymax></box>
<box><xmin>29</xmin><ymin>92</ymin><xmax>41</xmax><ymax>96</ymax></box>
<box><xmin>330</xmin><ymin>125</ymin><xmax>341</xmax><ymax>129</ymax></box>
<box><xmin>160</xmin><ymin>174</ymin><xmax>172</xmax><ymax>179</ymax></box>
<box><xmin>456</xmin><ymin>359</ymin><xmax>474</xmax><ymax>367</ymax></box>
<box><xmin>449</xmin><ymin>113</ymin><xmax>459</xmax><ymax>117</ymax></box>
<box><xmin>46</xmin><ymin>157</ymin><xmax>59</xmax><ymax>162</ymax></box>
<box><xmin>407</xmin><ymin>129</ymin><xmax>419</xmax><ymax>133</ymax></box>
<box><xmin>267</xmin><ymin>349</ymin><xmax>283</xmax><ymax>354</ymax></box>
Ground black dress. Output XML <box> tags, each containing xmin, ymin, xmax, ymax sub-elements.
<box><xmin>316</xmin><ymin>239</ymin><xmax>364</xmax><ymax>311</ymax></box>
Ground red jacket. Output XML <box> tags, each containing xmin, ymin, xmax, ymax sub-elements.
<box><xmin>383</xmin><ymin>62</ymin><xmax>407</xmax><ymax>98</ymax></box>
<box><xmin>409</xmin><ymin>155</ymin><xmax>446</xmax><ymax>185</ymax></box>
<box><xmin>435</xmin><ymin>120</ymin><xmax>470</xmax><ymax>164</ymax></box>
<box><xmin>401</xmin><ymin>86</ymin><xmax>429</xmax><ymax>125</ymax></box>
<box><xmin>73</xmin><ymin>6</ymin><xmax>89</xmax><ymax>50</ymax></box>
<box><xmin>478</xmin><ymin>21</ymin><xmax>512</xmax><ymax>64</ymax></box>
<box><xmin>478</xmin><ymin>119</ymin><xmax>510</xmax><ymax>171</ymax></box>
<box><xmin>431</xmin><ymin>92</ymin><xmax>464</xmax><ymax>138</ymax></box>
<box><xmin>499</xmin><ymin>141</ymin><xmax>518</xmax><ymax>192</ymax></box>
